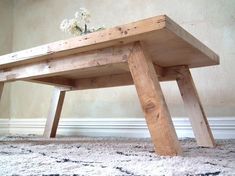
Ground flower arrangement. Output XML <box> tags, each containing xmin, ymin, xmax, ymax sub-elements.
<box><xmin>60</xmin><ymin>8</ymin><xmax>105</xmax><ymax>36</ymax></box>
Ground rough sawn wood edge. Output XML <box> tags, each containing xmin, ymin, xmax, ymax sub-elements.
<box><xmin>165</xmin><ymin>16</ymin><xmax>219</xmax><ymax>66</ymax></box>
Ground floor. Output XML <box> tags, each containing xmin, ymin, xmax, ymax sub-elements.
<box><xmin>0</xmin><ymin>135</ymin><xmax>234</xmax><ymax>176</ymax></box>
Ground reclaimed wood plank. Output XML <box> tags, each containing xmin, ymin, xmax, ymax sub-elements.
<box><xmin>43</xmin><ymin>87</ymin><xmax>66</xmax><ymax>138</ymax></box>
<box><xmin>128</xmin><ymin>42</ymin><xmax>182</xmax><ymax>156</ymax></box>
<box><xmin>0</xmin><ymin>44</ymin><xmax>133</xmax><ymax>82</ymax></box>
<box><xmin>165</xmin><ymin>16</ymin><xmax>219</xmax><ymax>67</ymax></box>
<box><xmin>176</xmin><ymin>66</ymin><xmax>216</xmax><ymax>147</ymax></box>
<box><xmin>0</xmin><ymin>15</ymin><xmax>219</xmax><ymax>70</ymax></box>
<box><xmin>32</xmin><ymin>77</ymin><xmax>75</xmax><ymax>88</ymax></box>
<box><xmin>0</xmin><ymin>15</ymin><xmax>166</xmax><ymax>69</ymax></box>
<box><xmin>30</xmin><ymin>65</ymin><xmax>184</xmax><ymax>89</ymax></box>
<box><xmin>0</xmin><ymin>83</ymin><xmax>4</xmax><ymax>100</ymax></box>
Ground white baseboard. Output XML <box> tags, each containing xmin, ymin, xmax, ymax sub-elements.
<box><xmin>0</xmin><ymin>117</ymin><xmax>235</xmax><ymax>139</ymax></box>
<box><xmin>0</xmin><ymin>119</ymin><xmax>9</xmax><ymax>134</ymax></box>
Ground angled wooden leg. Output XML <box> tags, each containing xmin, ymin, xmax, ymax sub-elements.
<box><xmin>0</xmin><ymin>83</ymin><xmax>4</xmax><ymax>100</ymax></box>
<box><xmin>43</xmin><ymin>87</ymin><xmax>66</xmax><ymax>138</ymax></box>
<box><xmin>176</xmin><ymin>67</ymin><xmax>215</xmax><ymax>147</ymax></box>
<box><xmin>128</xmin><ymin>42</ymin><xmax>182</xmax><ymax>156</ymax></box>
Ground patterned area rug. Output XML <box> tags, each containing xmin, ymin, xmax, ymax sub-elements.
<box><xmin>0</xmin><ymin>135</ymin><xmax>234</xmax><ymax>176</ymax></box>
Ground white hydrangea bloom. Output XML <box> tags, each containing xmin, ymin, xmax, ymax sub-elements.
<box><xmin>68</xmin><ymin>19</ymin><xmax>78</xmax><ymax>28</ymax></box>
<box><xmin>60</xmin><ymin>19</ymin><xmax>69</xmax><ymax>32</ymax></box>
<box><xmin>60</xmin><ymin>8</ymin><xmax>104</xmax><ymax>36</ymax></box>
<box><xmin>74</xmin><ymin>11</ymin><xmax>79</xmax><ymax>19</ymax></box>
<box><xmin>80</xmin><ymin>7</ymin><xmax>91</xmax><ymax>23</ymax></box>
<box><xmin>68</xmin><ymin>19</ymin><xmax>82</xmax><ymax>36</ymax></box>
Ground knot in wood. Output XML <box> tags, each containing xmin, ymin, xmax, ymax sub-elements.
<box><xmin>143</xmin><ymin>100</ymin><xmax>156</xmax><ymax>113</ymax></box>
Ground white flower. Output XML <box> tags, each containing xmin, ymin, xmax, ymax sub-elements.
<box><xmin>68</xmin><ymin>19</ymin><xmax>83</xmax><ymax>36</ymax></box>
<box><xmin>79</xmin><ymin>7</ymin><xmax>91</xmax><ymax>23</ymax></box>
<box><xmin>60</xmin><ymin>8</ymin><xmax>104</xmax><ymax>36</ymax></box>
<box><xmin>74</xmin><ymin>8</ymin><xmax>91</xmax><ymax>23</ymax></box>
<box><xmin>74</xmin><ymin>11</ymin><xmax>79</xmax><ymax>19</ymax></box>
<box><xmin>68</xmin><ymin>19</ymin><xmax>78</xmax><ymax>27</ymax></box>
<box><xmin>60</xmin><ymin>18</ymin><xmax>83</xmax><ymax>36</ymax></box>
<box><xmin>60</xmin><ymin>19</ymin><xmax>69</xmax><ymax>32</ymax></box>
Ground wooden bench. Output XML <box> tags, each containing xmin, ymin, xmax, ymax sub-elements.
<box><xmin>0</xmin><ymin>15</ymin><xmax>219</xmax><ymax>156</ymax></box>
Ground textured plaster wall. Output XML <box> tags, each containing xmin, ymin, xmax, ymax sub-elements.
<box><xmin>1</xmin><ymin>0</ymin><xmax>235</xmax><ymax>119</ymax></box>
<box><xmin>0</xmin><ymin>0</ymin><xmax>13</xmax><ymax>119</ymax></box>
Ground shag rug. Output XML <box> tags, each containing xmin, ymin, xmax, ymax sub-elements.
<box><xmin>0</xmin><ymin>135</ymin><xmax>234</xmax><ymax>176</ymax></box>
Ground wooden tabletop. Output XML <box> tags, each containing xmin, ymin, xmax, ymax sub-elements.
<box><xmin>0</xmin><ymin>15</ymin><xmax>219</xmax><ymax>85</ymax></box>
<box><xmin>0</xmin><ymin>15</ymin><xmax>219</xmax><ymax>69</ymax></box>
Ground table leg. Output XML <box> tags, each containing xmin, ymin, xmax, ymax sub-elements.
<box><xmin>128</xmin><ymin>42</ymin><xmax>182</xmax><ymax>156</ymax></box>
<box><xmin>176</xmin><ymin>67</ymin><xmax>215</xmax><ymax>147</ymax></box>
<box><xmin>43</xmin><ymin>87</ymin><xmax>66</xmax><ymax>138</ymax></box>
<box><xmin>0</xmin><ymin>83</ymin><xmax>4</xmax><ymax>100</ymax></box>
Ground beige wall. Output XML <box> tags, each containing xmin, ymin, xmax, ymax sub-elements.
<box><xmin>1</xmin><ymin>0</ymin><xmax>235</xmax><ymax>119</ymax></box>
<box><xmin>0</xmin><ymin>0</ymin><xmax>13</xmax><ymax>119</ymax></box>
<box><xmin>0</xmin><ymin>0</ymin><xmax>13</xmax><ymax>55</ymax></box>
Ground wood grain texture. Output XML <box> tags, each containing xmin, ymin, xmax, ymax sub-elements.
<box><xmin>0</xmin><ymin>15</ymin><xmax>219</xmax><ymax>70</ymax></box>
<box><xmin>43</xmin><ymin>87</ymin><xmax>66</xmax><ymax>138</ymax></box>
<box><xmin>165</xmin><ymin>16</ymin><xmax>219</xmax><ymax>67</ymax></box>
<box><xmin>0</xmin><ymin>82</ymin><xmax>4</xmax><ymax>100</ymax></box>
<box><xmin>32</xmin><ymin>77</ymin><xmax>75</xmax><ymax>89</ymax></box>
<box><xmin>0</xmin><ymin>44</ymin><xmax>132</xmax><ymax>82</ymax></box>
<box><xmin>29</xmin><ymin>65</ymin><xmax>183</xmax><ymax>89</ymax></box>
<box><xmin>128</xmin><ymin>42</ymin><xmax>182</xmax><ymax>156</ymax></box>
<box><xmin>0</xmin><ymin>15</ymin><xmax>166</xmax><ymax>69</ymax></box>
<box><xmin>176</xmin><ymin>66</ymin><xmax>216</xmax><ymax>147</ymax></box>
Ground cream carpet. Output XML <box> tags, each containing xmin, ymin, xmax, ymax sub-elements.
<box><xmin>0</xmin><ymin>135</ymin><xmax>234</xmax><ymax>176</ymax></box>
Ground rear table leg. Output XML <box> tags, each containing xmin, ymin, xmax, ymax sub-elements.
<box><xmin>176</xmin><ymin>67</ymin><xmax>215</xmax><ymax>147</ymax></box>
<box><xmin>128</xmin><ymin>42</ymin><xmax>182</xmax><ymax>156</ymax></box>
<box><xmin>0</xmin><ymin>83</ymin><xmax>4</xmax><ymax>100</ymax></box>
<box><xmin>43</xmin><ymin>87</ymin><xmax>66</xmax><ymax>138</ymax></box>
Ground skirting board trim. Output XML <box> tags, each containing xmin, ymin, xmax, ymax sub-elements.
<box><xmin>0</xmin><ymin>117</ymin><xmax>235</xmax><ymax>139</ymax></box>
